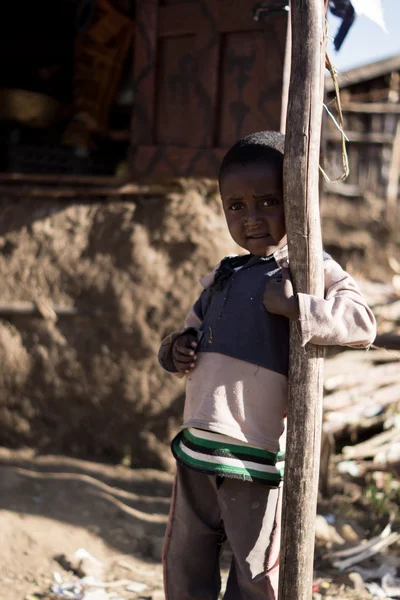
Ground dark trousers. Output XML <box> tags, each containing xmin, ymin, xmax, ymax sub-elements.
<box><xmin>163</xmin><ymin>463</ymin><xmax>281</xmax><ymax>600</ymax></box>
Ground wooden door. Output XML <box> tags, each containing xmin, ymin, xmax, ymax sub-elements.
<box><xmin>130</xmin><ymin>0</ymin><xmax>288</xmax><ymax>178</ymax></box>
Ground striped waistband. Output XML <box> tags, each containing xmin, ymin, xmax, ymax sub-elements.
<box><xmin>172</xmin><ymin>428</ymin><xmax>285</xmax><ymax>487</ymax></box>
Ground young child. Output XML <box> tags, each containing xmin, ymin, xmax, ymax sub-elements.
<box><xmin>158</xmin><ymin>131</ymin><xmax>376</xmax><ymax>600</ymax></box>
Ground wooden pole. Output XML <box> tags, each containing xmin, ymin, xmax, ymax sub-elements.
<box><xmin>278</xmin><ymin>1</ymin><xmax>326</xmax><ymax>599</ymax></box>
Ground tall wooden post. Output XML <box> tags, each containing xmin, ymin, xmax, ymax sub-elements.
<box><xmin>278</xmin><ymin>1</ymin><xmax>326</xmax><ymax>599</ymax></box>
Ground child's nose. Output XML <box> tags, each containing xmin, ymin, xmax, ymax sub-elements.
<box><xmin>245</xmin><ymin>208</ymin><xmax>262</xmax><ymax>222</ymax></box>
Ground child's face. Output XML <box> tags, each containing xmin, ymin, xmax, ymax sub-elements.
<box><xmin>220</xmin><ymin>163</ymin><xmax>286</xmax><ymax>257</ymax></box>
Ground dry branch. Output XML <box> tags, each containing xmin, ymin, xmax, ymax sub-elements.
<box><xmin>331</xmin><ymin>532</ymin><xmax>400</xmax><ymax>571</ymax></box>
<box><xmin>324</xmin><ymin>361</ymin><xmax>400</xmax><ymax>398</ymax></box>
<box><xmin>374</xmin><ymin>333</ymin><xmax>400</xmax><ymax>350</ymax></box>
<box><xmin>0</xmin><ymin>302</ymin><xmax>78</xmax><ymax>318</ymax></box>
<box><xmin>341</xmin><ymin>428</ymin><xmax>400</xmax><ymax>460</ymax></box>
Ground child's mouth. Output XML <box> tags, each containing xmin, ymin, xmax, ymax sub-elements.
<box><xmin>247</xmin><ymin>233</ymin><xmax>270</xmax><ymax>240</ymax></box>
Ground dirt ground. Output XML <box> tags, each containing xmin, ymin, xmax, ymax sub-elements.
<box><xmin>0</xmin><ymin>448</ymin><xmax>170</xmax><ymax>600</ymax></box>
<box><xmin>0</xmin><ymin>447</ymin><xmax>385</xmax><ymax>600</ymax></box>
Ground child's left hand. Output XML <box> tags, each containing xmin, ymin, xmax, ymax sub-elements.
<box><xmin>263</xmin><ymin>263</ymin><xmax>300</xmax><ymax>320</ymax></box>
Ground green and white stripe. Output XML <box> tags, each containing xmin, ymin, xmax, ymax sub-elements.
<box><xmin>172</xmin><ymin>428</ymin><xmax>284</xmax><ymax>486</ymax></box>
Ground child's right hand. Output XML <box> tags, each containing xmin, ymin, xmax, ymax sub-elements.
<box><xmin>172</xmin><ymin>333</ymin><xmax>198</xmax><ymax>374</ymax></box>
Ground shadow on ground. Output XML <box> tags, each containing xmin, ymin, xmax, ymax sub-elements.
<box><xmin>0</xmin><ymin>447</ymin><xmax>173</xmax><ymax>559</ymax></box>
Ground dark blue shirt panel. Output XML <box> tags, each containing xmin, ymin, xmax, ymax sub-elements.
<box><xmin>195</xmin><ymin>258</ymin><xmax>289</xmax><ymax>376</ymax></box>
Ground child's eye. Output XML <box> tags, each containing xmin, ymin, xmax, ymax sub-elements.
<box><xmin>229</xmin><ymin>202</ymin><xmax>243</xmax><ymax>211</ymax></box>
<box><xmin>261</xmin><ymin>198</ymin><xmax>279</xmax><ymax>207</ymax></box>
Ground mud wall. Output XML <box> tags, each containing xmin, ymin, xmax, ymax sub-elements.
<box><xmin>0</xmin><ymin>182</ymin><xmax>396</xmax><ymax>470</ymax></box>
<box><xmin>0</xmin><ymin>181</ymin><xmax>237</xmax><ymax>470</ymax></box>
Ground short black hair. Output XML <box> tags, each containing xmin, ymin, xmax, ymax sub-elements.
<box><xmin>219</xmin><ymin>131</ymin><xmax>285</xmax><ymax>183</ymax></box>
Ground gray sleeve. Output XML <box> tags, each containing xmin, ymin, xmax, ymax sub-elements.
<box><xmin>297</xmin><ymin>259</ymin><xmax>376</xmax><ymax>348</ymax></box>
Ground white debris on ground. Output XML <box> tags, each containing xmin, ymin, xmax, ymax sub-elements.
<box><xmin>26</xmin><ymin>549</ymin><xmax>151</xmax><ymax>600</ymax></box>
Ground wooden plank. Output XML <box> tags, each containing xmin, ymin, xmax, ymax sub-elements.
<box><xmin>159</xmin><ymin>0</ymin><xmax>289</xmax><ymax>35</ymax></box>
<box><xmin>0</xmin><ymin>183</ymin><xmax>178</xmax><ymax>198</ymax></box>
<box><xmin>278</xmin><ymin>0</ymin><xmax>326</xmax><ymax>599</ymax></box>
<box><xmin>326</xmin><ymin>130</ymin><xmax>395</xmax><ymax>144</ymax></box>
<box><xmin>342</xmin><ymin>102</ymin><xmax>400</xmax><ymax>114</ymax></box>
<box><xmin>325</xmin><ymin>54</ymin><xmax>400</xmax><ymax>92</ymax></box>
<box><xmin>154</xmin><ymin>34</ymin><xmax>198</xmax><ymax>146</ymax></box>
<box><xmin>130</xmin><ymin>0</ymin><xmax>289</xmax><ymax>177</ymax></box>
<box><xmin>190</xmin><ymin>0</ymin><xmax>220</xmax><ymax>147</ymax></box>
<box><xmin>342</xmin><ymin>426</ymin><xmax>400</xmax><ymax>460</ymax></box>
<box><xmin>374</xmin><ymin>332</ymin><xmax>400</xmax><ymax>350</ymax></box>
<box><xmin>130</xmin><ymin>145</ymin><xmax>225</xmax><ymax>177</ymax></box>
<box><xmin>324</xmin><ymin>181</ymin><xmax>361</xmax><ymax>197</ymax></box>
<box><xmin>130</xmin><ymin>0</ymin><xmax>158</xmax><ymax>145</ymax></box>
<box><xmin>157</xmin><ymin>0</ymin><xmax>273</xmax><ymax>37</ymax></box>
<box><xmin>218</xmin><ymin>0</ymin><xmax>278</xmax><ymax>33</ymax></box>
<box><xmin>151</xmin><ymin>0</ymin><xmax>220</xmax><ymax>148</ymax></box>
<box><xmin>0</xmin><ymin>173</ymin><xmax>127</xmax><ymax>186</ymax></box>
<box><xmin>386</xmin><ymin>120</ymin><xmax>400</xmax><ymax>222</ymax></box>
<box><xmin>158</xmin><ymin>2</ymin><xmax>199</xmax><ymax>36</ymax></box>
<box><xmin>329</xmin><ymin>87</ymin><xmax>391</xmax><ymax>104</ymax></box>
<box><xmin>216</xmin><ymin>18</ymin><xmax>287</xmax><ymax>147</ymax></box>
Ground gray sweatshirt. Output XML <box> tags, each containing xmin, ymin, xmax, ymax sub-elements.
<box><xmin>159</xmin><ymin>245</ymin><xmax>376</xmax><ymax>453</ymax></box>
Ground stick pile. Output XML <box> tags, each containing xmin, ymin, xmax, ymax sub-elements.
<box><xmin>323</xmin><ymin>276</ymin><xmax>400</xmax><ymax>481</ymax></box>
